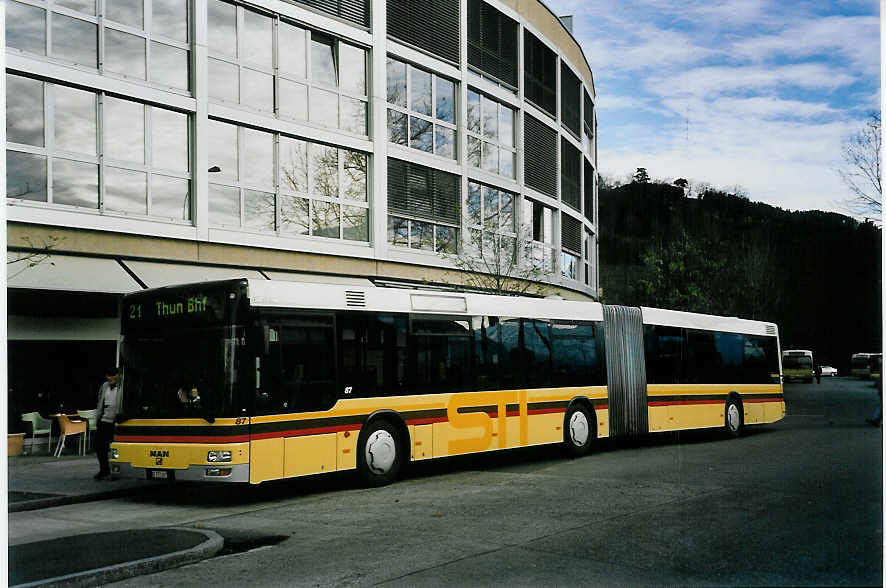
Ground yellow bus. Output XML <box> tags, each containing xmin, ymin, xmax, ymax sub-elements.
<box><xmin>851</xmin><ymin>353</ymin><xmax>882</xmax><ymax>379</ymax></box>
<box><xmin>110</xmin><ymin>279</ymin><xmax>784</xmax><ymax>486</ymax></box>
<box><xmin>782</xmin><ymin>349</ymin><xmax>814</xmax><ymax>383</ymax></box>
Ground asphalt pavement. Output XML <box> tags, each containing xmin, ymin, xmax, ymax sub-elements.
<box><xmin>8</xmin><ymin>453</ymin><xmax>223</xmax><ymax>586</ymax></box>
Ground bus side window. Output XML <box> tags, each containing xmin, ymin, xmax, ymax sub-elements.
<box><xmin>645</xmin><ymin>325</ymin><xmax>683</xmax><ymax>385</ymax></box>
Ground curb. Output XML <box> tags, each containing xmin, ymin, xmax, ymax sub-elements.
<box><xmin>9</xmin><ymin>486</ymin><xmax>150</xmax><ymax>513</ymax></box>
<box><xmin>12</xmin><ymin>528</ymin><xmax>224</xmax><ymax>588</ymax></box>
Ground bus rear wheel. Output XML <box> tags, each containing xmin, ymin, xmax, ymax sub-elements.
<box><xmin>725</xmin><ymin>397</ymin><xmax>743</xmax><ymax>438</ymax></box>
<box><xmin>357</xmin><ymin>419</ymin><xmax>403</xmax><ymax>487</ymax></box>
<box><xmin>563</xmin><ymin>404</ymin><xmax>595</xmax><ymax>457</ymax></box>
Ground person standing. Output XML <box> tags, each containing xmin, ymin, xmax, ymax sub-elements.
<box><xmin>94</xmin><ymin>366</ymin><xmax>121</xmax><ymax>480</ymax></box>
<box><xmin>814</xmin><ymin>363</ymin><xmax>822</xmax><ymax>384</ymax></box>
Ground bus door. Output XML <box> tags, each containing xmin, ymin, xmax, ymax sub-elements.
<box><xmin>251</xmin><ymin>314</ymin><xmax>337</xmax><ymax>482</ymax></box>
<box><xmin>603</xmin><ymin>305</ymin><xmax>648</xmax><ymax>437</ymax></box>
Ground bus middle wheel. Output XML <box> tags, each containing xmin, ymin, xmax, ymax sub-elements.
<box><xmin>357</xmin><ymin>419</ymin><xmax>403</xmax><ymax>487</ymax></box>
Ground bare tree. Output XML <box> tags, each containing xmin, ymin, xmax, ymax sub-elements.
<box><xmin>7</xmin><ymin>235</ymin><xmax>65</xmax><ymax>279</ymax></box>
<box><xmin>839</xmin><ymin>111</ymin><xmax>881</xmax><ymax>221</ymax></box>
<box><xmin>442</xmin><ymin>222</ymin><xmax>553</xmax><ymax>297</ymax></box>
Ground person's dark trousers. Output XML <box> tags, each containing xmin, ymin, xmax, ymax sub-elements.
<box><xmin>95</xmin><ymin>421</ymin><xmax>115</xmax><ymax>476</ymax></box>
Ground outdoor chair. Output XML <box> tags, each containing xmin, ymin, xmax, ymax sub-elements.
<box><xmin>77</xmin><ymin>409</ymin><xmax>98</xmax><ymax>449</ymax></box>
<box><xmin>53</xmin><ymin>415</ymin><xmax>87</xmax><ymax>457</ymax></box>
<box><xmin>20</xmin><ymin>412</ymin><xmax>52</xmax><ymax>455</ymax></box>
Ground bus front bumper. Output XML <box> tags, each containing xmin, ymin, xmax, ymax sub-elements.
<box><xmin>111</xmin><ymin>461</ymin><xmax>250</xmax><ymax>483</ymax></box>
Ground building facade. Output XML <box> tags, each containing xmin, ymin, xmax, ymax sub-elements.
<box><xmin>5</xmin><ymin>0</ymin><xmax>598</xmax><ymax>415</ymax></box>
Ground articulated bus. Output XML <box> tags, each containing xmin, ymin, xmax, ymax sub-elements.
<box><xmin>110</xmin><ymin>279</ymin><xmax>784</xmax><ymax>486</ymax></box>
<box><xmin>851</xmin><ymin>353</ymin><xmax>883</xmax><ymax>379</ymax></box>
<box><xmin>782</xmin><ymin>349</ymin><xmax>814</xmax><ymax>383</ymax></box>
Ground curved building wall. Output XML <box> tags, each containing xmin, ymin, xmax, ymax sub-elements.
<box><xmin>6</xmin><ymin>0</ymin><xmax>598</xmax><ymax>298</ymax></box>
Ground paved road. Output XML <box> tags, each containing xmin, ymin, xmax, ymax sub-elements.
<box><xmin>10</xmin><ymin>378</ymin><xmax>883</xmax><ymax>586</ymax></box>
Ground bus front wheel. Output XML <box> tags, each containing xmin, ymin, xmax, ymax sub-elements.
<box><xmin>725</xmin><ymin>397</ymin><xmax>743</xmax><ymax>438</ymax></box>
<box><xmin>357</xmin><ymin>419</ymin><xmax>403</xmax><ymax>487</ymax></box>
<box><xmin>563</xmin><ymin>403</ymin><xmax>595</xmax><ymax>457</ymax></box>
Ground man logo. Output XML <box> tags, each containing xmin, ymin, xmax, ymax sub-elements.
<box><xmin>149</xmin><ymin>450</ymin><xmax>170</xmax><ymax>458</ymax></box>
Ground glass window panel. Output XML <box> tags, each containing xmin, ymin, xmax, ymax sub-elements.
<box><xmin>435</xmin><ymin>126</ymin><xmax>455</xmax><ymax>159</ymax></box>
<box><xmin>435</xmin><ymin>226</ymin><xmax>457</xmax><ymax>253</ymax></box>
<box><xmin>341</xmin><ymin>97</ymin><xmax>367</xmax><ymax>135</ymax></box>
<box><xmin>312</xmin><ymin>200</ymin><xmax>340</xmax><ymax>238</ymax></box>
<box><xmin>279</xmin><ymin>136</ymin><xmax>308</xmax><ymax>193</ymax></box>
<box><xmin>467</xmin><ymin>182</ymin><xmax>481</xmax><ymax>226</ymax></box>
<box><xmin>311</xmin><ymin>36</ymin><xmax>337</xmax><ymax>86</ymax></box>
<box><xmin>244</xmin><ymin>128</ymin><xmax>274</xmax><ymax>186</ymax></box>
<box><xmin>56</xmin><ymin>0</ymin><xmax>94</xmax><ymax>14</ymax></box>
<box><xmin>207</xmin><ymin>0</ymin><xmax>237</xmax><ymax>58</ymax></box>
<box><xmin>244</xmin><ymin>189</ymin><xmax>276</xmax><ymax>231</ymax></box>
<box><xmin>52</xmin><ymin>13</ymin><xmax>97</xmax><ymax>67</ymax></box>
<box><xmin>241</xmin><ymin>68</ymin><xmax>274</xmax><ymax>112</ymax></box>
<box><xmin>500</xmin><ymin>192</ymin><xmax>514</xmax><ymax>232</ymax></box>
<box><xmin>410</xmin><ymin>220</ymin><xmax>434</xmax><ymax>251</ymax></box>
<box><xmin>386</xmin><ymin>58</ymin><xmax>406</xmax><ymax>107</ymax></box>
<box><xmin>467</xmin><ymin>89</ymin><xmax>480</xmax><ymax>134</ymax></box>
<box><xmin>279</xmin><ymin>22</ymin><xmax>306</xmax><ymax>78</ymax></box>
<box><xmin>105</xmin><ymin>167</ymin><xmax>147</xmax><ymax>214</ymax></box>
<box><xmin>482</xmin><ymin>142</ymin><xmax>499</xmax><ymax>174</ymax></box>
<box><xmin>7</xmin><ymin>151</ymin><xmax>47</xmax><ymax>201</ymax></box>
<box><xmin>151</xmin><ymin>42</ymin><xmax>189</xmax><ymax>90</ymax></box>
<box><xmin>105</xmin><ymin>29</ymin><xmax>146</xmax><ymax>79</ymax></box>
<box><xmin>388</xmin><ymin>216</ymin><xmax>408</xmax><ymax>246</ymax></box>
<box><xmin>410</xmin><ymin>117</ymin><xmax>432</xmax><ymax>153</ymax></box>
<box><xmin>436</xmin><ymin>78</ymin><xmax>454</xmax><ymax>123</ymax></box>
<box><xmin>311</xmin><ymin>144</ymin><xmax>338</xmax><ymax>198</ymax></box>
<box><xmin>339</xmin><ymin>44</ymin><xmax>366</xmax><ymax>95</ymax></box>
<box><xmin>208</xmin><ymin>58</ymin><xmax>238</xmax><ymax>102</ymax></box>
<box><xmin>208</xmin><ymin>120</ymin><xmax>238</xmax><ymax>181</ymax></box>
<box><xmin>280</xmin><ymin>194</ymin><xmax>310</xmax><ymax>235</ymax></box>
<box><xmin>279</xmin><ymin>79</ymin><xmax>308</xmax><ymax>121</ymax></box>
<box><xmin>104</xmin><ymin>97</ymin><xmax>145</xmax><ymax>163</ymax></box>
<box><xmin>410</xmin><ymin>68</ymin><xmax>432</xmax><ymax>116</ymax></box>
<box><xmin>6</xmin><ymin>75</ymin><xmax>44</xmax><ymax>147</ymax></box>
<box><xmin>342</xmin><ymin>205</ymin><xmax>368</xmax><ymax>241</ymax></box>
<box><xmin>243</xmin><ymin>10</ymin><xmax>272</xmax><ymax>67</ymax></box>
<box><xmin>151</xmin><ymin>108</ymin><xmax>188</xmax><ymax>172</ymax></box>
<box><xmin>483</xmin><ymin>186</ymin><xmax>498</xmax><ymax>227</ymax></box>
<box><xmin>52</xmin><ymin>158</ymin><xmax>98</xmax><ymax>208</ymax></box>
<box><xmin>481</xmin><ymin>95</ymin><xmax>498</xmax><ymax>140</ymax></box>
<box><xmin>54</xmin><ymin>86</ymin><xmax>96</xmax><ymax>155</ymax></box>
<box><xmin>209</xmin><ymin>183</ymin><xmax>240</xmax><ymax>226</ymax></box>
<box><xmin>467</xmin><ymin>136</ymin><xmax>481</xmax><ymax>168</ymax></box>
<box><xmin>309</xmin><ymin>87</ymin><xmax>338</xmax><ymax>128</ymax></box>
<box><xmin>151</xmin><ymin>175</ymin><xmax>191</xmax><ymax>221</ymax></box>
<box><xmin>342</xmin><ymin>151</ymin><xmax>367</xmax><ymax>201</ymax></box>
<box><xmin>501</xmin><ymin>150</ymin><xmax>515</xmax><ymax>179</ymax></box>
<box><xmin>500</xmin><ymin>105</ymin><xmax>515</xmax><ymax>147</ymax></box>
<box><xmin>106</xmin><ymin>0</ymin><xmax>143</xmax><ymax>28</ymax></box>
<box><xmin>7</xmin><ymin>1</ymin><xmax>46</xmax><ymax>55</ymax></box>
<box><xmin>153</xmin><ymin>0</ymin><xmax>188</xmax><ymax>41</ymax></box>
<box><xmin>387</xmin><ymin>109</ymin><xmax>407</xmax><ymax>145</ymax></box>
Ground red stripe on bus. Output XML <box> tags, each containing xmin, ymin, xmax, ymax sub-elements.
<box><xmin>405</xmin><ymin>417</ymin><xmax>449</xmax><ymax>426</ymax></box>
<box><xmin>115</xmin><ymin>435</ymin><xmax>251</xmax><ymax>444</ymax></box>
<box><xmin>250</xmin><ymin>423</ymin><xmax>363</xmax><ymax>440</ymax></box>
<box><xmin>648</xmin><ymin>400</ymin><xmax>723</xmax><ymax>407</ymax></box>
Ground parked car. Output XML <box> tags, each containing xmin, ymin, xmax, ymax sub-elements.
<box><xmin>820</xmin><ymin>365</ymin><xmax>838</xmax><ymax>377</ymax></box>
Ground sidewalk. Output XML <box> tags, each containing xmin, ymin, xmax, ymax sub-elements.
<box><xmin>8</xmin><ymin>452</ymin><xmax>224</xmax><ymax>586</ymax></box>
<box><xmin>8</xmin><ymin>452</ymin><xmax>149</xmax><ymax>513</ymax></box>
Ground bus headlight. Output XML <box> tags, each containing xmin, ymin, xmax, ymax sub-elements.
<box><xmin>111</xmin><ymin>448</ymin><xmax>119</xmax><ymax>459</ymax></box>
<box><xmin>207</xmin><ymin>450</ymin><xmax>232</xmax><ymax>462</ymax></box>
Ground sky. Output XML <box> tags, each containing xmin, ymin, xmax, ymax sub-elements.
<box><xmin>544</xmin><ymin>0</ymin><xmax>880</xmax><ymax>214</ymax></box>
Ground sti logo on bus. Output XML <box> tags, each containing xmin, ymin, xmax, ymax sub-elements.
<box><xmin>447</xmin><ymin>390</ymin><xmax>532</xmax><ymax>454</ymax></box>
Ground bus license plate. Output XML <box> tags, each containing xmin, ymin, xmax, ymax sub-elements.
<box><xmin>150</xmin><ymin>470</ymin><xmax>168</xmax><ymax>480</ymax></box>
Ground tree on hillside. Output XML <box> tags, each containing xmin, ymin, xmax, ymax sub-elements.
<box><xmin>632</xmin><ymin>167</ymin><xmax>650</xmax><ymax>183</ymax></box>
<box><xmin>839</xmin><ymin>111</ymin><xmax>881</xmax><ymax>221</ymax></box>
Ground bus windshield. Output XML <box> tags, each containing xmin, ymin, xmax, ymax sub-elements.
<box><xmin>783</xmin><ymin>355</ymin><xmax>812</xmax><ymax>369</ymax></box>
<box><xmin>120</xmin><ymin>326</ymin><xmax>243</xmax><ymax>420</ymax></box>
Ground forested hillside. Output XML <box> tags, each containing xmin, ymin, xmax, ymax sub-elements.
<box><xmin>598</xmin><ymin>180</ymin><xmax>882</xmax><ymax>373</ymax></box>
